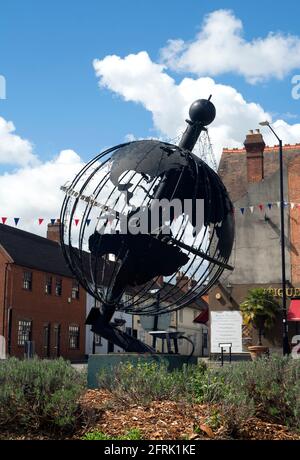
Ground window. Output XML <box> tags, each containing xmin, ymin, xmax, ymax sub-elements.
<box><xmin>23</xmin><ymin>271</ymin><xmax>32</xmax><ymax>290</ymax></box>
<box><xmin>69</xmin><ymin>325</ymin><xmax>80</xmax><ymax>349</ymax></box>
<box><xmin>94</xmin><ymin>334</ymin><xmax>102</xmax><ymax>345</ymax></box>
<box><xmin>55</xmin><ymin>278</ymin><xmax>62</xmax><ymax>296</ymax></box>
<box><xmin>202</xmin><ymin>331</ymin><xmax>208</xmax><ymax>350</ymax></box>
<box><xmin>71</xmin><ymin>280</ymin><xmax>79</xmax><ymax>299</ymax></box>
<box><xmin>53</xmin><ymin>324</ymin><xmax>61</xmax><ymax>357</ymax></box>
<box><xmin>17</xmin><ymin>320</ymin><xmax>32</xmax><ymax>346</ymax></box>
<box><xmin>45</xmin><ymin>275</ymin><xmax>52</xmax><ymax>295</ymax></box>
<box><xmin>179</xmin><ymin>309</ymin><xmax>183</xmax><ymax>323</ymax></box>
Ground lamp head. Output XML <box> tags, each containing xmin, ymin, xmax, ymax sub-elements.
<box><xmin>259</xmin><ymin>121</ymin><xmax>270</xmax><ymax>126</ymax></box>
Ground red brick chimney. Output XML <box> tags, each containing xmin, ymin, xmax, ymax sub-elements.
<box><xmin>176</xmin><ymin>271</ymin><xmax>190</xmax><ymax>293</ymax></box>
<box><xmin>244</xmin><ymin>129</ymin><xmax>265</xmax><ymax>183</ymax></box>
<box><xmin>47</xmin><ymin>220</ymin><xmax>61</xmax><ymax>244</ymax></box>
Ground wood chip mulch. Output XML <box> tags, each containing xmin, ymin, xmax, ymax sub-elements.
<box><xmin>1</xmin><ymin>390</ymin><xmax>299</xmax><ymax>440</ymax></box>
<box><xmin>77</xmin><ymin>390</ymin><xmax>300</xmax><ymax>441</ymax></box>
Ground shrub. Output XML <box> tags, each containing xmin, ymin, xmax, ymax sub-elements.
<box><xmin>0</xmin><ymin>357</ymin><xmax>86</xmax><ymax>431</ymax></box>
<box><xmin>98</xmin><ymin>359</ymin><xmax>207</xmax><ymax>405</ymax></box>
<box><xmin>194</xmin><ymin>355</ymin><xmax>300</xmax><ymax>433</ymax></box>
<box><xmin>240</xmin><ymin>288</ymin><xmax>280</xmax><ymax>345</ymax></box>
<box><xmin>82</xmin><ymin>428</ymin><xmax>143</xmax><ymax>440</ymax></box>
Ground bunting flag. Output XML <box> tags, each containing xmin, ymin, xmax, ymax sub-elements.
<box><xmin>3</xmin><ymin>199</ymin><xmax>300</xmax><ymax>228</ymax></box>
<box><xmin>235</xmin><ymin>201</ymin><xmax>300</xmax><ymax>215</ymax></box>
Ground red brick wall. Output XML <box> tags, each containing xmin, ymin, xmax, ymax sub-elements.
<box><xmin>2</xmin><ymin>263</ymin><xmax>85</xmax><ymax>361</ymax></box>
<box><xmin>288</xmin><ymin>156</ymin><xmax>300</xmax><ymax>284</ymax></box>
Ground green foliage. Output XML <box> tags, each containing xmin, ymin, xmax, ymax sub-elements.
<box><xmin>240</xmin><ymin>288</ymin><xmax>280</xmax><ymax>344</ymax></box>
<box><xmin>194</xmin><ymin>355</ymin><xmax>300</xmax><ymax>433</ymax></box>
<box><xmin>97</xmin><ymin>356</ymin><xmax>300</xmax><ymax>435</ymax></box>
<box><xmin>98</xmin><ymin>359</ymin><xmax>207</xmax><ymax>405</ymax></box>
<box><xmin>82</xmin><ymin>428</ymin><xmax>143</xmax><ymax>440</ymax></box>
<box><xmin>0</xmin><ymin>357</ymin><xmax>86</xmax><ymax>431</ymax></box>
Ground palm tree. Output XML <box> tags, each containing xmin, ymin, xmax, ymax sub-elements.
<box><xmin>240</xmin><ymin>288</ymin><xmax>280</xmax><ymax>346</ymax></box>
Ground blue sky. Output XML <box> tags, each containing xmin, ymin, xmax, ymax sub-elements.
<box><xmin>1</xmin><ymin>0</ymin><xmax>300</xmax><ymax>163</ymax></box>
<box><xmin>1</xmin><ymin>0</ymin><xmax>300</xmax><ymax>230</ymax></box>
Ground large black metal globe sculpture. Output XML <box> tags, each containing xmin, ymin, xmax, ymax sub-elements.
<box><xmin>60</xmin><ymin>98</ymin><xmax>234</xmax><ymax>352</ymax></box>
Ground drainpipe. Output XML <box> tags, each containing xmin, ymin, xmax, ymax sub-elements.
<box><xmin>2</xmin><ymin>263</ymin><xmax>11</xmax><ymax>346</ymax></box>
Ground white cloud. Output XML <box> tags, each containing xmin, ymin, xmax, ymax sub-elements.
<box><xmin>93</xmin><ymin>50</ymin><xmax>300</xmax><ymax>161</ymax></box>
<box><xmin>0</xmin><ymin>117</ymin><xmax>38</xmax><ymax>166</ymax></box>
<box><xmin>160</xmin><ymin>9</ymin><xmax>300</xmax><ymax>84</ymax></box>
<box><xmin>0</xmin><ymin>149</ymin><xmax>84</xmax><ymax>235</ymax></box>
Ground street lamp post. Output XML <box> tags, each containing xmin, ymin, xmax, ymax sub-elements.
<box><xmin>259</xmin><ymin>121</ymin><xmax>290</xmax><ymax>355</ymax></box>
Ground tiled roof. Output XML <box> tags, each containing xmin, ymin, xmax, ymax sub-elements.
<box><xmin>0</xmin><ymin>224</ymin><xmax>73</xmax><ymax>277</ymax></box>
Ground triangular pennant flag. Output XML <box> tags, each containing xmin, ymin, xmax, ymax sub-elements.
<box><xmin>38</xmin><ymin>218</ymin><xmax>44</xmax><ymax>225</ymax></box>
<box><xmin>249</xmin><ymin>206</ymin><xmax>254</xmax><ymax>213</ymax></box>
<box><xmin>276</xmin><ymin>202</ymin><xmax>280</xmax><ymax>208</ymax></box>
<box><xmin>291</xmin><ymin>202</ymin><xmax>295</xmax><ymax>210</ymax></box>
<box><xmin>74</xmin><ymin>218</ymin><xmax>79</xmax><ymax>226</ymax></box>
<box><xmin>258</xmin><ymin>204</ymin><xmax>264</xmax><ymax>211</ymax></box>
<box><xmin>1</xmin><ymin>217</ymin><xmax>7</xmax><ymax>224</ymax></box>
<box><xmin>240</xmin><ymin>208</ymin><xmax>245</xmax><ymax>215</ymax></box>
<box><xmin>284</xmin><ymin>202</ymin><xmax>289</xmax><ymax>208</ymax></box>
<box><xmin>267</xmin><ymin>203</ymin><xmax>272</xmax><ymax>210</ymax></box>
<box><xmin>50</xmin><ymin>218</ymin><xmax>55</xmax><ymax>225</ymax></box>
<box><xmin>14</xmin><ymin>217</ymin><xmax>20</xmax><ymax>226</ymax></box>
<box><xmin>86</xmin><ymin>218</ymin><xmax>91</xmax><ymax>227</ymax></box>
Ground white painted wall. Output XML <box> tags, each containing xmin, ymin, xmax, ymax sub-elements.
<box><xmin>85</xmin><ymin>293</ymin><xmax>133</xmax><ymax>355</ymax></box>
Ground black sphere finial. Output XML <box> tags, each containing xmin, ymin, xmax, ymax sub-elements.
<box><xmin>189</xmin><ymin>97</ymin><xmax>216</xmax><ymax>126</ymax></box>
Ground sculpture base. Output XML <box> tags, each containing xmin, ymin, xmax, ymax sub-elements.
<box><xmin>87</xmin><ymin>353</ymin><xmax>197</xmax><ymax>389</ymax></box>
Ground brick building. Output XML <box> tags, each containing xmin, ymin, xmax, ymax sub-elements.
<box><xmin>0</xmin><ymin>223</ymin><xmax>86</xmax><ymax>361</ymax></box>
<box><xmin>209</xmin><ymin>130</ymin><xmax>300</xmax><ymax>353</ymax></box>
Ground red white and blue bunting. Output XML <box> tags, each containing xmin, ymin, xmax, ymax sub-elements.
<box><xmin>1</xmin><ymin>202</ymin><xmax>300</xmax><ymax>227</ymax></box>
<box><xmin>234</xmin><ymin>201</ymin><xmax>300</xmax><ymax>215</ymax></box>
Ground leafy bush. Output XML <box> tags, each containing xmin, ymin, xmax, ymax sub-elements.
<box><xmin>0</xmin><ymin>357</ymin><xmax>86</xmax><ymax>431</ymax></box>
<box><xmin>98</xmin><ymin>359</ymin><xmax>207</xmax><ymax>405</ymax></box>
<box><xmin>194</xmin><ymin>355</ymin><xmax>300</xmax><ymax>432</ymax></box>
<box><xmin>240</xmin><ymin>288</ymin><xmax>280</xmax><ymax>345</ymax></box>
<box><xmin>82</xmin><ymin>428</ymin><xmax>143</xmax><ymax>440</ymax></box>
<box><xmin>97</xmin><ymin>356</ymin><xmax>300</xmax><ymax>434</ymax></box>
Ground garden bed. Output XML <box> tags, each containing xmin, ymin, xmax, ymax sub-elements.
<box><xmin>1</xmin><ymin>356</ymin><xmax>300</xmax><ymax>440</ymax></box>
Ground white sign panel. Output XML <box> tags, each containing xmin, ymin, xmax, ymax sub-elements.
<box><xmin>210</xmin><ymin>311</ymin><xmax>243</xmax><ymax>353</ymax></box>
